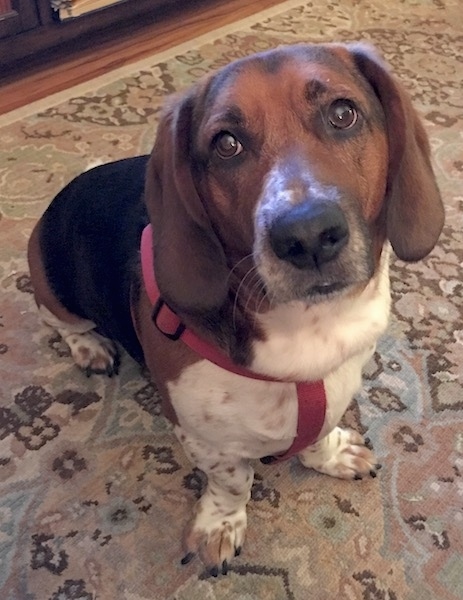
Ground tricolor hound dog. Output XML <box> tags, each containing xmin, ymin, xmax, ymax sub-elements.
<box><xmin>28</xmin><ymin>43</ymin><xmax>444</xmax><ymax>575</ymax></box>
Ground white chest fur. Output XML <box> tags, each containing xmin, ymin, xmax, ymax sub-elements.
<box><xmin>167</xmin><ymin>249</ymin><xmax>391</xmax><ymax>459</ymax></box>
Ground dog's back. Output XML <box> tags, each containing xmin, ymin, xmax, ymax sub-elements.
<box><xmin>32</xmin><ymin>156</ymin><xmax>149</xmax><ymax>360</ymax></box>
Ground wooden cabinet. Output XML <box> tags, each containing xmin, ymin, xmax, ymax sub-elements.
<box><xmin>0</xmin><ymin>0</ymin><xmax>181</xmax><ymax>71</ymax></box>
<box><xmin>0</xmin><ymin>0</ymin><xmax>40</xmax><ymax>39</ymax></box>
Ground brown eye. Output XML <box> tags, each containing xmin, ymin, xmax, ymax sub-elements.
<box><xmin>214</xmin><ymin>132</ymin><xmax>243</xmax><ymax>159</ymax></box>
<box><xmin>327</xmin><ymin>100</ymin><xmax>359</xmax><ymax>130</ymax></box>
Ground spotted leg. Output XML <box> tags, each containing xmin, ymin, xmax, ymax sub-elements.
<box><xmin>176</xmin><ymin>426</ymin><xmax>254</xmax><ymax>576</ymax></box>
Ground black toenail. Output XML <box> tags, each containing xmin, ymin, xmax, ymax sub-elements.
<box><xmin>235</xmin><ymin>546</ymin><xmax>242</xmax><ymax>557</ymax></box>
<box><xmin>222</xmin><ymin>560</ymin><xmax>229</xmax><ymax>575</ymax></box>
<box><xmin>181</xmin><ymin>552</ymin><xmax>195</xmax><ymax>565</ymax></box>
<box><xmin>210</xmin><ymin>566</ymin><xmax>219</xmax><ymax>578</ymax></box>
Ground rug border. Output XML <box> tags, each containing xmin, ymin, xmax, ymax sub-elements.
<box><xmin>0</xmin><ymin>0</ymin><xmax>304</xmax><ymax>127</ymax></box>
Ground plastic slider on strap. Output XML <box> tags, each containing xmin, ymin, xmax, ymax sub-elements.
<box><xmin>151</xmin><ymin>298</ymin><xmax>186</xmax><ymax>341</ymax></box>
<box><xmin>260</xmin><ymin>455</ymin><xmax>278</xmax><ymax>465</ymax></box>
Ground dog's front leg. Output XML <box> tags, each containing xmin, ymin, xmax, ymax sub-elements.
<box><xmin>175</xmin><ymin>426</ymin><xmax>253</xmax><ymax>575</ymax></box>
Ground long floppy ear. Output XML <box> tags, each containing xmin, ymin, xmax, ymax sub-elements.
<box><xmin>349</xmin><ymin>43</ymin><xmax>444</xmax><ymax>261</ymax></box>
<box><xmin>144</xmin><ymin>89</ymin><xmax>229</xmax><ymax>314</ymax></box>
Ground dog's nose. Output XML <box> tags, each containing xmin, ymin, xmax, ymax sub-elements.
<box><xmin>269</xmin><ymin>203</ymin><xmax>349</xmax><ymax>269</ymax></box>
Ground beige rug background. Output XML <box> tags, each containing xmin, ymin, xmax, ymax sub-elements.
<box><xmin>1</xmin><ymin>1</ymin><xmax>462</xmax><ymax>599</ymax></box>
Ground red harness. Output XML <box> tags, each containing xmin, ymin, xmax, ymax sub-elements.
<box><xmin>140</xmin><ymin>224</ymin><xmax>326</xmax><ymax>463</ymax></box>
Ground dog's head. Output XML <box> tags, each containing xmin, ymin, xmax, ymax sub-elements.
<box><xmin>145</xmin><ymin>43</ymin><xmax>444</xmax><ymax>314</ymax></box>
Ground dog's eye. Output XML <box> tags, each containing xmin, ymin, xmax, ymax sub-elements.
<box><xmin>327</xmin><ymin>100</ymin><xmax>359</xmax><ymax>130</ymax></box>
<box><xmin>213</xmin><ymin>132</ymin><xmax>243</xmax><ymax>159</ymax></box>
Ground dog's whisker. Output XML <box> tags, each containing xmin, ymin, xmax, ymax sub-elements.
<box><xmin>227</xmin><ymin>253</ymin><xmax>255</xmax><ymax>284</ymax></box>
<box><xmin>243</xmin><ymin>278</ymin><xmax>262</xmax><ymax>316</ymax></box>
<box><xmin>232</xmin><ymin>265</ymin><xmax>261</xmax><ymax>331</ymax></box>
<box><xmin>250</xmin><ymin>280</ymin><xmax>270</xmax><ymax>326</ymax></box>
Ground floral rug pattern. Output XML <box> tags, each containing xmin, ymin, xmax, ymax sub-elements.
<box><xmin>1</xmin><ymin>1</ymin><xmax>462</xmax><ymax>599</ymax></box>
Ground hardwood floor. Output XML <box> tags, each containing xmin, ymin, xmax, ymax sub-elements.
<box><xmin>0</xmin><ymin>0</ymin><xmax>285</xmax><ymax>116</ymax></box>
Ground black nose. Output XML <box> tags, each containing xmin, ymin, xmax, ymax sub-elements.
<box><xmin>269</xmin><ymin>203</ymin><xmax>349</xmax><ymax>269</ymax></box>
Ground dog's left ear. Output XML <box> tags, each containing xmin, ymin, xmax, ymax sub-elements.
<box><xmin>348</xmin><ymin>43</ymin><xmax>444</xmax><ymax>261</ymax></box>
<box><xmin>144</xmin><ymin>88</ymin><xmax>229</xmax><ymax>315</ymax></box>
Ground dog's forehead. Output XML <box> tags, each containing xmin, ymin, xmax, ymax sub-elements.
<box><xmin>205</xmin><ymin>45</ymin><xmax>361</xmax><ymax>105</ymax></box>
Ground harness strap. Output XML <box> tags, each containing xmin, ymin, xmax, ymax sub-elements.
<box><xmin>141</xmin><ymin>224</ymin><xmax>326</xmax><ymax>462</ymax></box>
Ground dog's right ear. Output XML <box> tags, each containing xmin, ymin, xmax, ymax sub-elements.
<box><xmin>144</xmin><ymin>89</ymin><xmax>229</xmax><ymax>315</ymax></box>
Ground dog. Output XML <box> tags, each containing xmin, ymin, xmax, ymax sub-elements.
<box><xmin>27</xmin><ymin>43</ymin><xmax>444</xmax><ymax>575</ymax></box>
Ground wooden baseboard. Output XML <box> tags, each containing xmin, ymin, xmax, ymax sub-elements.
<box><xmin>0</xmin><ymin>0</ymin><xmax>284</xmax><ymax>116</ymax></box>
<box><xmin>0</xmin><ymin>0</ymin><xmax>189</xmax><ymax>68</ymax></box>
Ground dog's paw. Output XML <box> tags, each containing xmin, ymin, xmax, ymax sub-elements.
<box><xmin>298</xmin><ymin>427</ymin><xmax>381</xmax><ymax>480</ymax></box>
<box><xmin>181</xmin><ymin>496</ymin><xmax>247</xmax><ymax>576</ymax></box>
<box><xmin>64</xmin><ymin>331</ymin><xmax>120</xmax><ymax>377</ymax></box>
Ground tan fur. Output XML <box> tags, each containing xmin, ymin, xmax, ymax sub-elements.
<box><xmin>28</xmin><ymin>220</ymin><xmax>83</xmax><ymax>326</ymax></box>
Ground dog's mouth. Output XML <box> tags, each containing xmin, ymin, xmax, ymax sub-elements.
<box><xmin>254</xmin><ymin>277</ymin><xmax>352</xmax><ymax>310</ymax></box>
<box><xmin>307</xmin><ymin>280</ymin><xmax>349</xmax><ymax>298</ymax></box>
<box><xmin>254</xmin><ymin>257</ymin><xmax>371</xmax><ymax>307</ymax></box>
